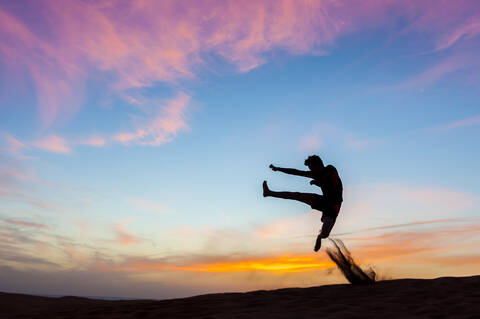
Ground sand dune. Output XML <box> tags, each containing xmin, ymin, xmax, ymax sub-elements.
<box><xmin>1</xmin><ymin>275</ymin><xmax>479</xmax><ymax>318</ymax></box>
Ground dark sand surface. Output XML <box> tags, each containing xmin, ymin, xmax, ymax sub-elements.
<box><xmin>1</xmin><ymin>276</ymin><xmax>479</xmax><ymax>318</ymax></box>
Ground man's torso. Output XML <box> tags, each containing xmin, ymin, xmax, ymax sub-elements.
<box><xmin>314</xmin><ymin>165</ymin><xmax>343</xmax><ymax>204</ymax></box>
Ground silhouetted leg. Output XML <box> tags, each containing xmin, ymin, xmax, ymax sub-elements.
<box><xmin>319</xmin><ymin>216</ymin><xmax>336</xmax><ymax>238</ymax></box>
<box><xmin>314</xmin><ymin>217</ymin><xmax>336</xmax><ymax>252</ymax></box>
<box><xmin>314</xmin><ymin>205</ymin><xmax>340</xmax><ymax>252</ymax></box>
<box><xmin>263</xmin><ymin>181</ymin><xmax>318</xmax><ymax>207</ymax></box>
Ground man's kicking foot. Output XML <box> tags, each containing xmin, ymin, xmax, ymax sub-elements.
<box><xmin>263</xmin><ymin>181</ymin><xmax>271</xmax><ymax>197</ymax></box>
<box><xmin>314</xmin><ymin>234</ymin><xmax>322</xmax><ymax>252</ymax></box>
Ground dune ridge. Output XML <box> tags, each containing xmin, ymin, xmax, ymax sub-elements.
<box><xmin>1</xmin><ymin>275</ymin><xmax>479</xmax><ymax>318</ymax></box>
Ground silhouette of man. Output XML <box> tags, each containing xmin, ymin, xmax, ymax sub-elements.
<box><xmin>263</xmin><ymin>155</ymin><xmax>343</xmax><ymax>252</ymax></box>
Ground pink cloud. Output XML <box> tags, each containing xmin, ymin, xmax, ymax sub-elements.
<box><xmin>114</xmin><ymin>221</ymin><xmax>141</xmax><ymax>246</ymax></box>
<box><xmin>0</xmin><ymin>8</ymin><xmax>84</xmax><ymax>128</ymax></box>
<box><xmin>5</xmin><ymin>131</ymin><xmax>107</xmax><ymax>154</ymax></box>
<box><xmin>434</xmin><ymin>18</ymin><xmax>480</xmax><ymax>52</ymax></box>
<box><xmin>1</xmin><ymin>0</ymin><xmax>478</xmax><ymax>130</ymax></box>
<box><xmin>404</xmin><ymin>2</ymin><xmax>480</xmax><ymax>53</ymax></box>
<box><xmin>421</xmin><ymin>114</ymin><xmax>480</xmax><ymax>133</ymax></box>
<box><xmin>0</xmin><ymin>0</ymin><xmax>477</xmax><ymax>148</ymax></box>
<box><xmin>32</xmin><ymin>135</ymin><xmax>70</xmax><ymax>154</ymax></box>
<box><xmin>114</xmin><ymin>92</ymin><xmax>190</xmax><ymax>146</ymax></box>
<box><xmin>399</xmin><ymin>56</ymin><xmax>467</xmax><ymax>89</ymax></box>
<box><xmin>443</xmin><ymin>114</ymin><xmax>480</xmax><ymax>130</ymax></box>
<box><xmin>2</xmin><ymin>133</ymin><xmax>28</xmax><ymax>155</ymax></box>
<box><xmin>3</xmin><ymin>131</ymin><xmax>107</xmax><ymax>155</ymax></box>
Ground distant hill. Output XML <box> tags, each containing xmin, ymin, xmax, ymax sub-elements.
<box><xmin>1</xmin><ymin>275</ymin><xmax>479</xmax><ymax>318</ymax></box>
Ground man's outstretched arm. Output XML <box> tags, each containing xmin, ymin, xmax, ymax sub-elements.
<box><xmin>270</xmin><ymin>164</ymin><xmax>313</xmax><ymax>178</ymax></box>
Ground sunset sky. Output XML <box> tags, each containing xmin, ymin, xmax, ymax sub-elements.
<box><xmin>1</xmin><ymin>0</ymin><xmax>479</xmax><ymax>299</ymax></box>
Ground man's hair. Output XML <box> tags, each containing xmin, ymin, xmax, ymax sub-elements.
<box><xmin>304</xmin><ymin>155</ymin><xmax>324</xmax><ymax>167</ymax></box>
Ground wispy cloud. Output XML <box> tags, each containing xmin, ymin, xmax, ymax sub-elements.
<box><xmin>399</xmin><ymin>56</ymin><xmax>467</xmax><ymax>89</ymax></box>
<box><xmin>113</xmin><ymin>220</ymin><xmax>141</xmax><ymax>246</ymax></box>
<box><xmin>114</xmin><ymin>92</ymin><xmax>191</xmax><ymax>146</ymax></box>
<box><xmin>335</xmin><ymin>218</ymin><xmax>463</xmax><ymax>236</ymax></box>
<box><xmin>434</xmin><ymin>18</ymin><xmax>480</xmax><ymax>52</ymax></box>
<box><xmin>1</xmin><ymin>212</ymin><xmax>479</xmax><ymax>298</ymax></box>
<box><xmin>72</xmin><ymin>218</ymin><xmax>480</xmax><ymax>277</ymax></box>
<box><xmin>346</xmin><ymin>220</ymin><xmax>480</xmax><ymax>267</ymax></box>
<box><xmin>1</xmin><ymin>0</ymin><xmax>352</xmax><ymax>127</ymax></box>
<box><xmin>340</xmin><ymin>183</ymin><xmax>476</xmax><ymax>231</ymax></box>
<box><xmin>441</xmin><ymin>114</ymin><xmax>480</xmax><ymax>130</ymax></box>
<box><xmin>0</xmin><ymin>154</ymin><xmax>101</xmax><ymax>216</ymax></box>
<box><xmin>396</xmin><ymin>7</ymin><xmax>480</xmax><ymax>90</ymax></box>
<box><xmin>2</xmin><ymin>133</ymin><xmax>28</xmax><ymax>155</ymax></box>
<box><xmin>2</xmin><ymin>92</ymin><xmax>191</xmax><ymax>152</ymax></box>
<box><xmin>1</xmin><ymin>0</ymin><xmax>479</xmax><ymax>129</ymax></box>
<box><xmin>1</xmin><ymin>218</ymin><xmax>49</xmax><ymax>230</ymax></box>
<box><xmin>415</xmin><ymin>113</ymin><xmax>480</xmax><ymax>136</ymax></box>
<box><xmin>32</xmin><ymin>135</ymin><xmax>70</xmax><ymax>154</ymax></box>
<box><xmin>0</xmin><ymin>8</ymin><xmax>84</xmax><ymax>128</ymax></box>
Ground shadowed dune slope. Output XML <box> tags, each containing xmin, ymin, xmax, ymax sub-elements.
<box><xmin>1</xmin><ymin>276</ymin><xmax>479</xmax><ymax>318</ymax></box>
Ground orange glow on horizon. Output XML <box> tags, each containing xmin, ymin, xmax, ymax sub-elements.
<box><xmin>113</xmin><ymin>254</ymin><xmax>334</xmax><ymax>274</ymax></box>
<box><xmin>187</xmin><ymin>255</ymin><xmax>333</xmax><ymax>273</ymax></box>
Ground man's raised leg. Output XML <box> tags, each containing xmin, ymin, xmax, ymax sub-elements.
<box><xmin>263</xmin><ymin>181</ymin><xmax>317</xmax><ymax>206</ymax></box>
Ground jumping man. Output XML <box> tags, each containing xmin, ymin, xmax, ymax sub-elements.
<box><xmin>262</xmin><ymin>155</ymin><xmax>343</xmax><ymax>252</ymax></box>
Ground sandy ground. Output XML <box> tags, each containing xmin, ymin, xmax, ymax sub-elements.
<box><xmin>1</xmin><ymin>275</ymin><xmax>479</xmax><ymax>318</ymax></box>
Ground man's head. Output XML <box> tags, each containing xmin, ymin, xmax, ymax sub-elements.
<box><xmin>304</xmin><ymin>155</ymin><xmax>324</xmax><ymax>173</ymax></box>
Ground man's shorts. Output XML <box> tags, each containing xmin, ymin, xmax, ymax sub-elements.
<box><xmin>310</xmin><ymin>194</ymin><xmax>341</xmax><ymax>218</ymax></box>
<box><xmin>310</xmin><ymin>194</ymin><xmax>341</xmax><ymax>237</ymax></box>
